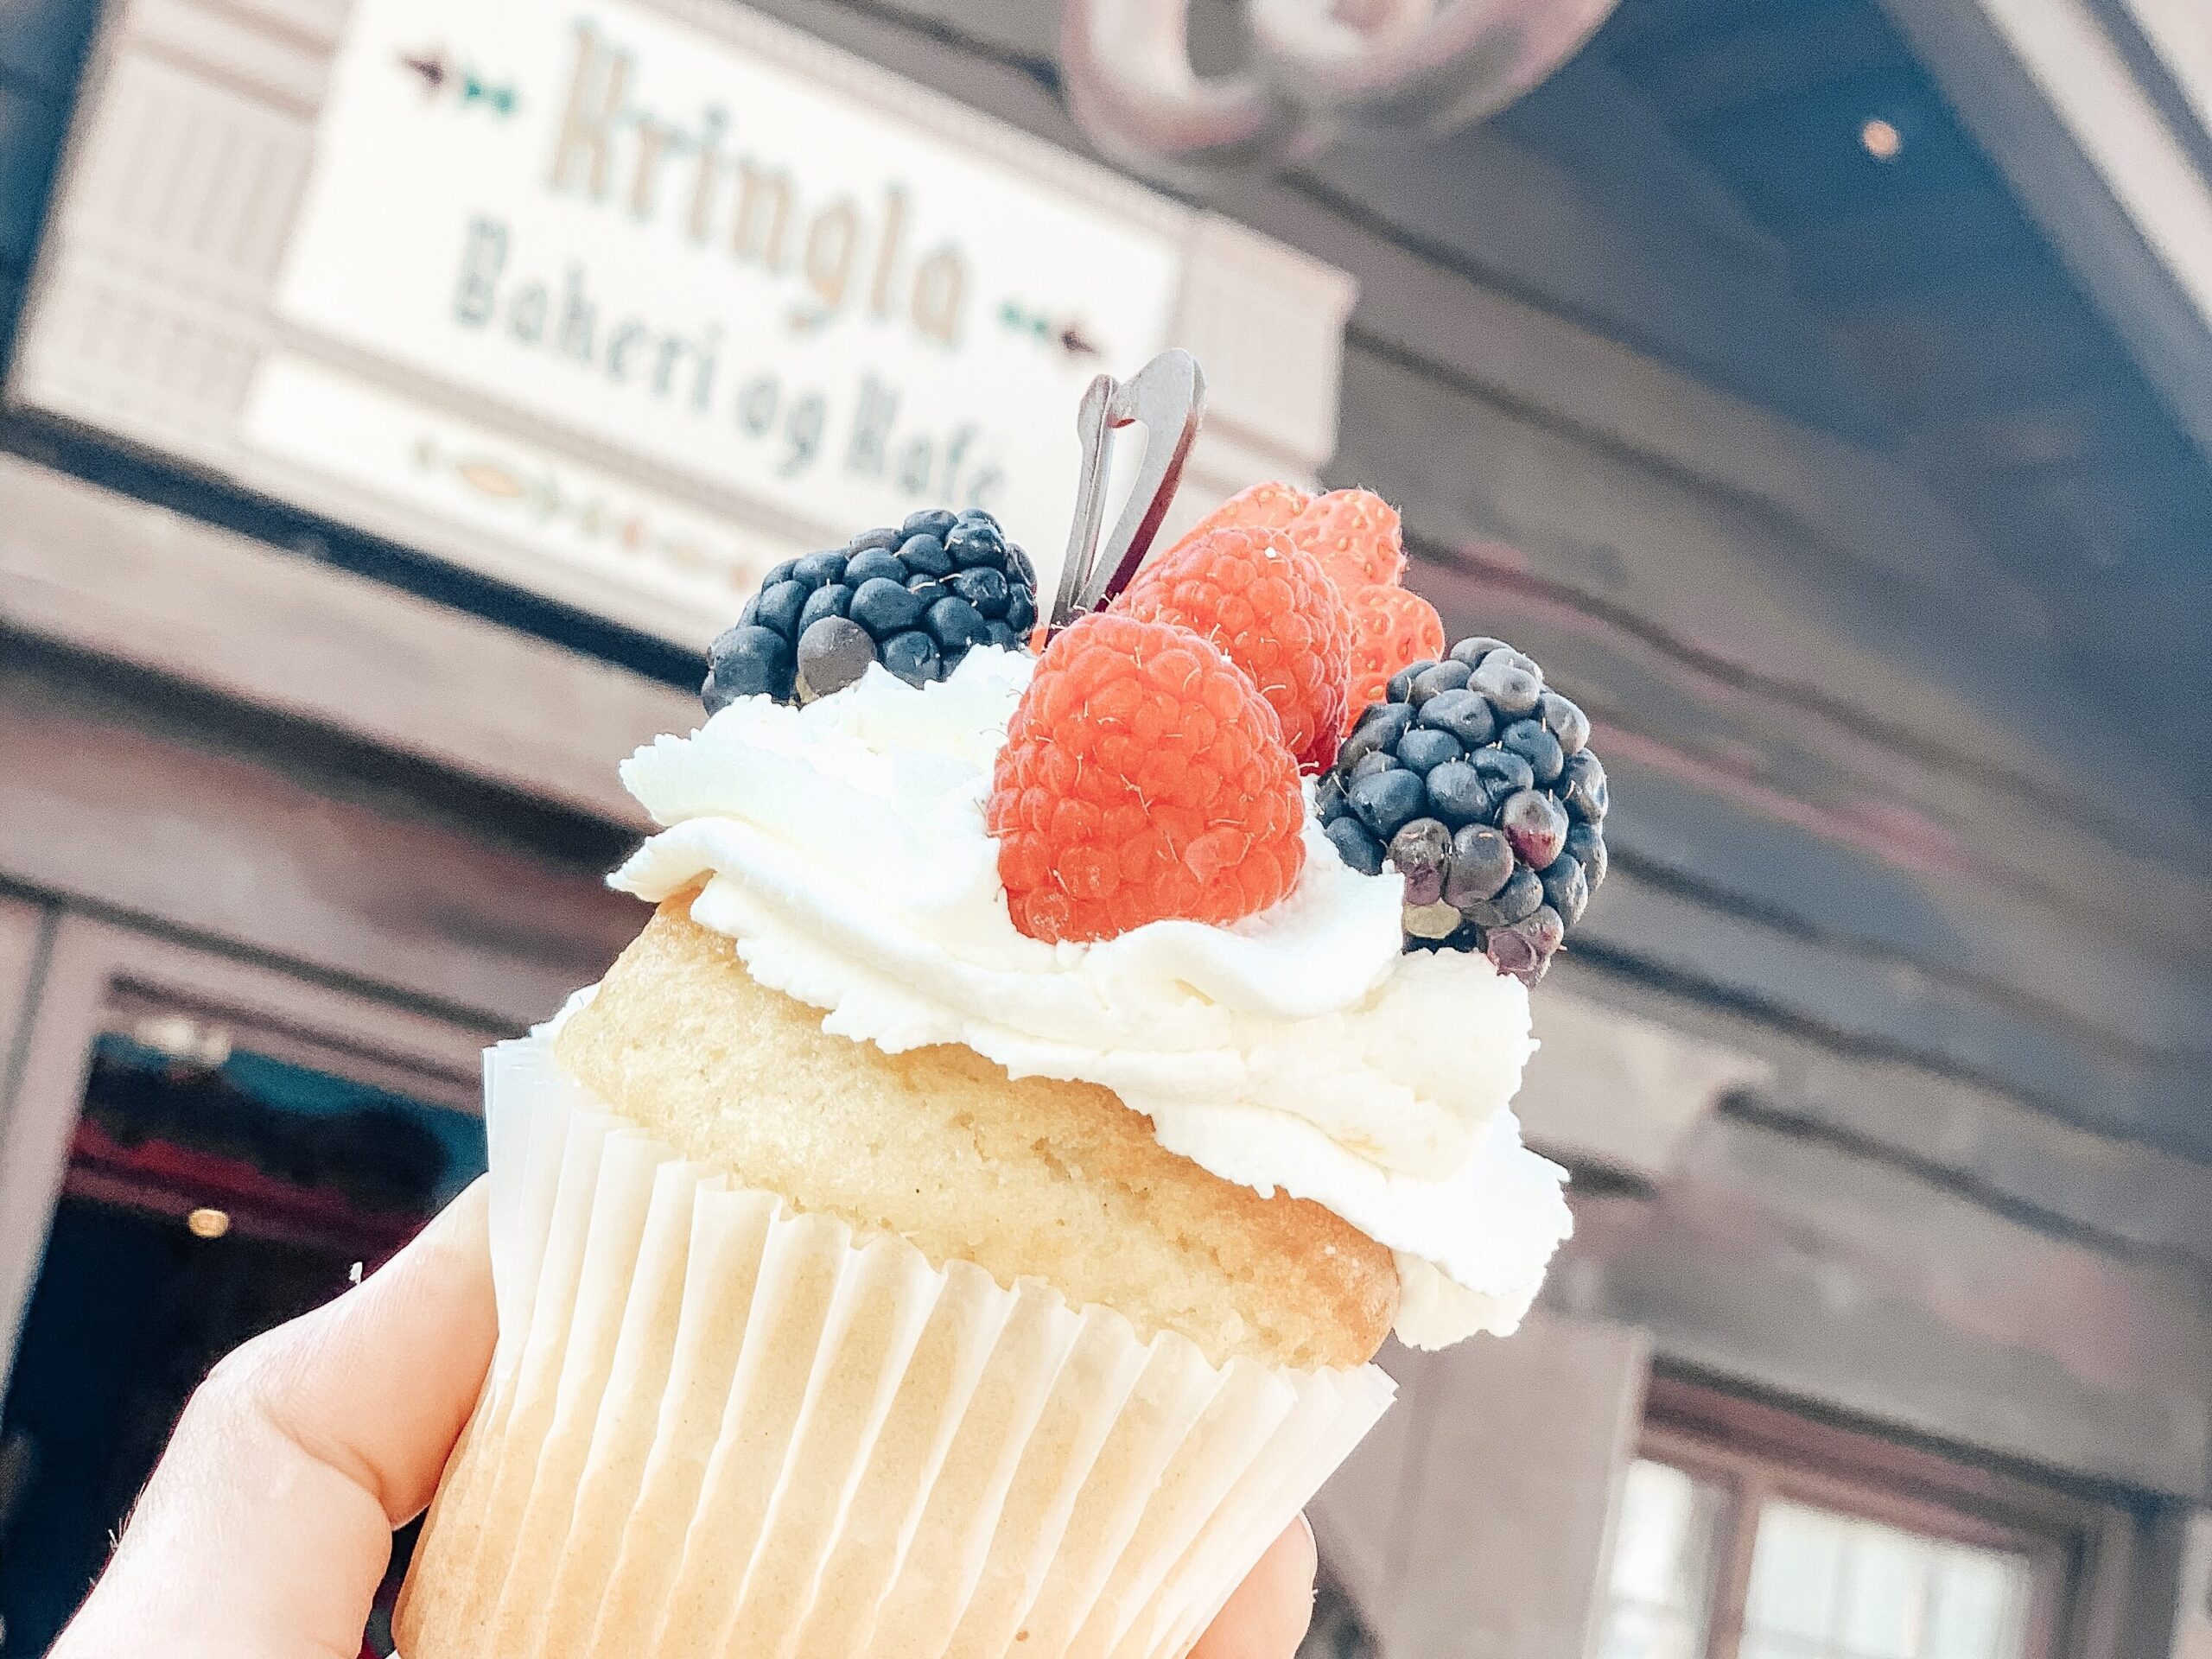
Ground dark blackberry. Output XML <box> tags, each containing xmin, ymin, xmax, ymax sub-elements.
<box><xmin>1407</xmin><ymin>660</ymin><xmax>1471</xmax><ymax>706</ymax></box>
<box><xmin>850</xmin><ymin>577</ymin><xmax>925</xmax><ymax>634</ymax></box>
<box><xmin>1563</xmin><ymin>820</ymin><xmax>1608</xmax><ymax>892</ymax></box>
<box><xmin>1498</xmin><ymin>789</ymin><xmax>1567</xmax><ymax>868</ymax></box>
<box><xmin>926</xmin><ymin>595</ymin><xmax>989</xmax><ymax>654</ymax></box>
<box><xmin>1424</xmin><ymin>760</ymin><xmax>1489</xmax><ymax>826</ymax></box>
<box><xmin>1472</xmin><ymin>747</ymin><xmax>1535</xmax><ymax>797</ymax></box>
<box><xmin>798</xmin><ymin>582</ymin><xmax>851</xmax><ymax>632</ymax></box>
<box><xmin>1469</xmin><ymin>651</ymin><xmax>1541</xmax><ymax>717</ymax></box>
<box><xmin>1386</xmin><ymin>659</ymin><xmax>1437</xmax><ymax>701</ymax></box>
<box><xmin>1348</xmin><ymin>768</ymin><xmax>1427</xmax><ymax>840</ymax></box>
<box><xmin>1393</xmin><ymin>727</ymin><xmax>1463</xmax><ymax>774</ymax></box>
<box><xmin>948</xmin><ymin>565</ymin><xmax>1010</xmax><ymax>618</ymax></box>
<box><xmin>1418</xmin><ymin>689</ymin><xmax>1495</xmax><ymax>748</ymax></box>
<box><xmin>791</xmin><ymin>550</ymin><xmax>848</xmax><ymax>588</ymax></box>
<box><xmin>1499</xmin><ymin>719</ymin><xmax>1564</xmax><ymax>785</ymax></box>
<box><xmin>902</xmin><ymin>507</ymin><xmax>959</xmax><ymax>540</ymax></box>
<box><xmin>1387</xmin><ymin>818</ymin><xmax>1452</xmax><ymax>906</ymax></box>
<box><xmin>705</xmin><ymin>511</ymin><xmax>1039</xmax><ymax>706</ymax></box>
<box><xmin>880</xmin><ymin>630</ymin><xmax>941</xmax><ymax>683</ymax></box>
<box><xmin>845</xmin><ymin>546</ymin><xmax>906</xmax><ymax>587</ymax></box>
<box><xmin>1313</xmin><ymin>632</ymin><xmax>1607</xmax><ymax>983</ymax></box>
<box><xmin>1484</xmin><ymin>905</ymin><xmax>1562</xmax><ymax>978</ymax></box>
<box><xmin>756</xmin><ymin>580</ymin><xmax>808</xmax><ymax>638</ymax></box>
<box><xmin>945</xmin><ymin>518</ymin><xmax>1006</xmax><ymax>568</ymax></box>
<box><xmin>900</xmin><ymin>534</ymin><xmax>954</xmax><ymax>577</ymax></box>
<box><xmin>1347</xmin><ymin>750</ymin><xmax>1398</xmax><ymax>785</ymax></box>
<box><xmin>1325</xmin><ymin>816</ymin><xmax>1386</xmax><ymax>876</ymax></box>
<box><xmin>702</xmin><ymin>625</ymin><xmax>794</xmax><ymax>710</ymax></box>
<box><xmin>1560</xmin><ymin>751</ymin><xmax>1609</xmax><ymax>820</ymax></box>
<box><xmin>1442</xmin><ymin>824</ymin><xmax>1512</xmax><ymax>906</ymax></box>
<box><xmin>1541</xmin><ymin>855</ymin><xmax>1589</xmax><ymax>926</ymax></box>
<box><xmin>1341</xmin><ymin>702</ymin><xmax>1414</xmax><ymax>767</ymax></box>
<box><xmin>1447</xmin><ymin>635</ymin><xmax>1510</xmax><ymax>667</ymax></box>
<box><xmin>1462</xmin><ymin>864</ymin><xmax>1542</xmax><ymax>927</ymax></box>
<box><xmin>1539</xmin><ymin>690</ymin><xmax>1589</xmax><ymax>756</ymax></box>
<box><xmin>796</xmin><ymin>617</ymin><xmax>875</xmax><ymax>702</ymax></box>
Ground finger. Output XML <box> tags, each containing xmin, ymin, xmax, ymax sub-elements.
<box><xmin>1191</xmin><ymin>1515</ymin><xmax>1319</xmax><ymax>1659</ymax></box>
<box><xmin>52</xmin><ymin>1179</ymin><xmax>494</xmax><ymax>1659</ymax></box>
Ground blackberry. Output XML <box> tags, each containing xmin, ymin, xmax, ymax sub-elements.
<box><xmin>1348</xmin><ymin>768</ymin><xmax>1427</xmax><ymax>841</ymax></box>
<box><xmin>704</xmin><ymin>507</ymin><xmax>1038</xmax><ymax>709</ymax></box>
<box><xmin>1394</xmin><ymin>727</ymin><xmax>1463</xmax><ymax>773</ymax></box>
<box><xmin>1313</xmin><ymin>632</ymin><xmax>1607</xmax><ymax>983</ymax></box>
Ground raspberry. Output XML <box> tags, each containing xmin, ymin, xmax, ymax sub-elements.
<box><xmin>1170</xmin><ymin>480</ymin><xmax>1312</xmax><ymax>550</ymax></box>
<box><xmin>1344</xmin><ymin>583</ymin><xmax>1444</xmax><ymax>723</ymax></box>
<box><xmin>988</xmin><ymin>612</ymin><xmax>1306</xmax><ymax>943</ymax></box>
<box><xmin>1287</xmin><ymin>489</ymin><xmax>1407</xmax><ymax>591</ymax></box>
<box><xmin>1115</xmin><ymin>525</ymin><xmax>1354</xmax><ymax>772</ymax></box>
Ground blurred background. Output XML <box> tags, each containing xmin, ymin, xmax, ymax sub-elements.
<box><xmin>0</xmin><ymin>0</ymin><xmax>2209</xmax><ymax>1654</ymax></box>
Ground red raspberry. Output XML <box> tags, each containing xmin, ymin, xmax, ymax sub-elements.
<box><xmin>1287</xmin><ymin>489</ymin><xmax>1407</xmax><ymax>590</ymax></box>
<box><xmin>1344</xmin><ymin>583</ymin><xmax>1445</xmax><ymax>725</ymax></box>
<box><xmin>1169</xmin><ymin>480</ymin><xmax>1312</xmax><ymax>550</ymax></box>
<box><xmin>988</xmin><ymin>612</ymin><xmax>1306</xmax><ymax>943</ymax></box>
<box><xmin>1115</xmin><ymin>525</ymin><xmax>1353</xmax><ymax>772</ymax></box>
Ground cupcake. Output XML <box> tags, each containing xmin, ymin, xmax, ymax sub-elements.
<box><xmin>395</xmin><ymin>478</ymin><xmax>1592</xmax><ymax>1659</ymax></box>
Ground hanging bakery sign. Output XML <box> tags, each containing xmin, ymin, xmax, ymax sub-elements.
<box><xmin>270</xmin><ymin>0</ymin><xmax>1185</xmax><ymax>529</ymax></box>
<box><xmin>258</xmin><ymin>0</ymin><xmax>1181</xmax><ymax>599</ymax></box>
<box><xmin>7</xmin><ymin>0</ymin><xmax>1353</xmax><ymax>645</ymax></box>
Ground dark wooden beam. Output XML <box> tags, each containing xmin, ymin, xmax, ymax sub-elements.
<box><xmin>1556</xmin><ymin>1114</ymin><xmax>2212</xmax><ymax>1497</ymax></box>
<box><xmin>1580</xmin><ymin>864</ymin><xmax>2211</xmax><ymax>1160</ymax></box>
<box><xmin>0</xmin><ymin>454</ymin><xmax>691</xmax><ymax>826</ymax></box>
<box><xmin>0</xmin><ymin>637</ymin><xmax>642</xmax><ymax>1029</ymax></box>
<box><xmin>1410</xmin><ymin>549</ymin><xmax>2212</xmax><ymax>987</ymax></box>
<box><xmin>1551</xmin><ymin>952</ymin><xmax>2212</xmax><ymax>1276</ymax></box>
<box><xmin>1334</xmin><ymin>340</ymin><xmax>2206</xmax><ymax>858</ymax></box>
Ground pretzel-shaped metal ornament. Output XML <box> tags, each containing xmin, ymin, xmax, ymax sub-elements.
<box><xmin>1050</xmin><ymin>347</ymin><xmax>1206</xmax><ymax>630</ymax></box>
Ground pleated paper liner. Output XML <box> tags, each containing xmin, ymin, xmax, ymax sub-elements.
<box><xmin>395</xmin><ymin>1035</ymin><xmax>1395</xmax><ymax>1659</ymax></box>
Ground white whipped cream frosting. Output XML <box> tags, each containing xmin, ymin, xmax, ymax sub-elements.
<box><xmin>609</xmin><ymin>646</ymin><xmax>1572</xmax><ymax>1346</ymax></box>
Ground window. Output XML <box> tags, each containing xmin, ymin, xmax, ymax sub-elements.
<box><xmin>1597</xmin><ymin>1380</ymin><xmax>2113</xmax><ymax>1659</ymax></box>
<box><xmin>1739</xmin><ymin>1500</ymin><xmax>2033</xmax><ymax>1658</ymax></box>
<box><xmin>1605</xmin><ymin>1460</ymin><xmax>1726</xmax><ymax>1659</ymax></box>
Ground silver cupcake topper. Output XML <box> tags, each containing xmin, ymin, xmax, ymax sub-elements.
<box><xmin>1050</xmin><ymin>347</ymin><xmax>1205</xmax><ymax>630</ymax></box>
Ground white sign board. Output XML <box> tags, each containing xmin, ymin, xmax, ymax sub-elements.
<box><xmin>11</xmin><ymin>0</ymin><xmax>1353</xmax><ymax>651</ymax></box>
<box><xmin>257</xmin><ymin>0</ymin><xmax>1183</xmax><ymax>617</ymax></box>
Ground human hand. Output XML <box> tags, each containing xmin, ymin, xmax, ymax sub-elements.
<box><xmin>49</xmin><ymin>1182</ymin><xmax>1319</xmax><ymax>1659</ymax></box>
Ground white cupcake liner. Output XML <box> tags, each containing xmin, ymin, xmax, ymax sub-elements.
<box><xmin>396</xmin><ymin>1036</ymin><xmax>1395</xmax><ymax>1659</ymax></box>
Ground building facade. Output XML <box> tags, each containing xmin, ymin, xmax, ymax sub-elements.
<box><xmin>1</xmin><ymin>0</ymin><xmax>2209</xmax><ymax>1655</ymax></box>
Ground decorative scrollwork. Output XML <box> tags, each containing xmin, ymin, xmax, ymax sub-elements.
<box><xmin>1061</xmin><ymin>0</ymin><xmax>1621</xmax><ymax>184</ymax></box>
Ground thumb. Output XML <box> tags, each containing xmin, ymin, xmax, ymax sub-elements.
<box><xmin>53</xmin><ymin>1179</ymin><xmax>493</xmax><ymax>1659</ymax></box>
<box><xmin>1191</xmin><ymin>1516</ymin><xmax>1319</xmax><ymax>1659</ymax></box>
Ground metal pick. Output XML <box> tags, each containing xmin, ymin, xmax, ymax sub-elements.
<box><xmin>1051</xmin><ymin>347</ymin><xmax>1205</xmax><ymax>630</ymax></box>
